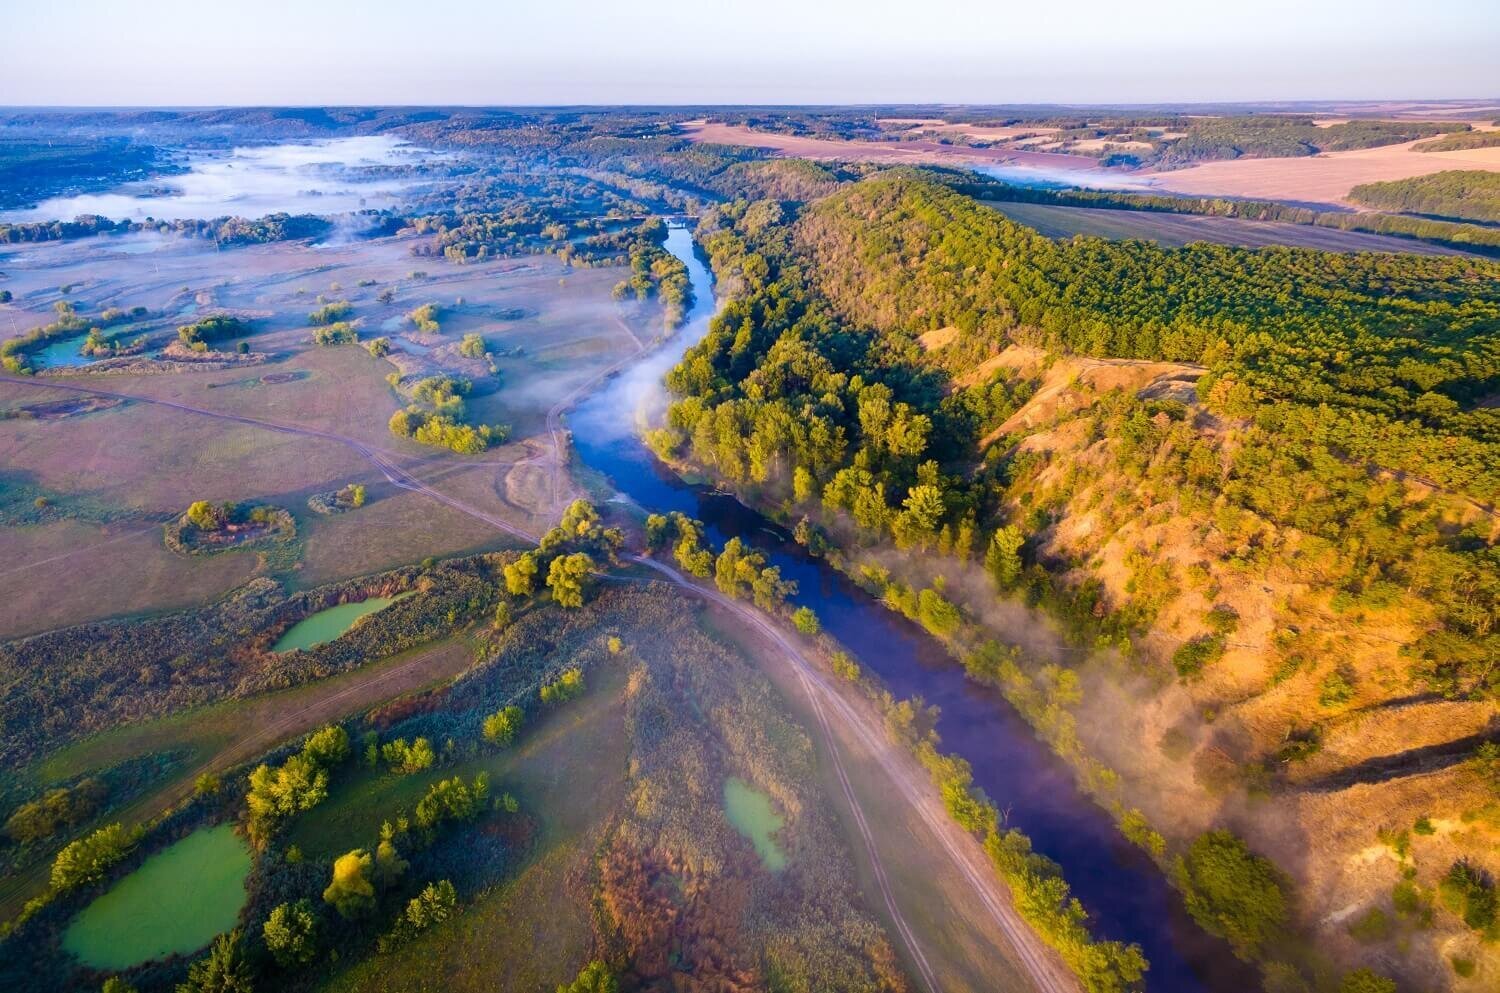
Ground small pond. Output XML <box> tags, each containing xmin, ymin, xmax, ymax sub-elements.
<box><xmin>32</xmin><ymin>334</ymin><xmax>99</xmax><ymax>369</ymax></box>
<box><xmin>723</xmin><ymin>778</ymin><xmax>787</xmax><ymax>871</ymax></box>
<box><xmin>273</xmin><ymin>594</ymin><xmax>407</xmax><ymax>653</ymax></box>
<box><xmin>62</xmin><ymin>823</ymin><xmax>252</xmax><ymax>970</ymax></box>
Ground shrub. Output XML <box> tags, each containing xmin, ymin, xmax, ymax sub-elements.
<box><xmin>792</xmin><ymin>606</ymin><xmax>821</xmax><ymax>635</ymax></box>
<box><xmin>557</xmin><ymin>961</ymin><xmax>618</xmax><ymax>993</ymax></box>
<box><xmin>1346</xmin><ymin>907</ymin><xmax>1391</xmax><ymax>943</ymax></box>
<box><xmin>178</xmin><ymin>930</ymin><xmax>252</xmax><ymax>993</ymax></box>
<box><xmin>482</xmin><ymin>705</ymin><xmax>524</xmax><ymax>747</ymax></box>
<box><xmin>1175</xmin><ymin>830</ymin><xmax>1287</xmax><ymax>958</ymax></box>
<box><xmin>50</xmin><ymin>822</ymin><xmax>141</xmax><ymax>891</ymax></box>
<box><xmin>1318</xmin><ymin>667</ymin><xmax>1356</xmax><ymax>707</ymax></box>
<box><xmin>540</xmin><ymin>668</ymin><xmax>584</xmax><ymax>705</ymax></box>
<box><xmin>4</xmin><ymin>777</ymin><xmax>107</xmax><ymax>842</ymax></box>
<box><xmin>830</xmin><ymin>651</ymin><xmax>861</xmax><ymax>682</ymax></box>
<box><xmin>381</xmin><ymin>736</ymin><xmax>436</xmax><ymax>774</ymax></box>
<box><xmin>413</xmin><ymin>775</ymin><xmax>488</xmax><ymax>834</ymax></box>
<box><xmin>323</xmin><ymin>850</ymin><xmax>376</xmax><ymax>918</ymax></box>
<box><xmin>407</xmin><ymin>303</ymin><xmax>441</xmax><ymax>333</ymax></box>
<box><xmin>1337</xmin><ymin>969</ymin><xmax>1396</xmax><ymax>993</ymax></box>
<box><xmin>459</xmin><ymin>332</ymin><xmax>486</xmax><ymax>358</ymax></box>
<box><xmin>308</xmin><ymin>300</ymin><xmax>353</xmax><ymax>325</ymax></box>
<box><xmin>311</xmin><ymin>320</ymin><xmax>359</xmax><ymax>345</ymax></box>
<box><xmin>1439</xmin><ymin>860</ymin><xmax>1497</xmax><ymax>933</ymax></box>
<box><xmin>378</xmin><ymin>880</ymin><xmax>457</xmax><ymax>951</ymax></box>
<box><xmin>1172</xmin><ymin>635</ymin><xmax>1225</xmax><ymax>679</ymax></box>
<box><xmin>264</xmin><ymin>899</ymin><xmax>320</xmax><ymax>967</ymax></box>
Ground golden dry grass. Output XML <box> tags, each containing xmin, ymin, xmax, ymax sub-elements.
<box><xmin>1146</xmin><ymin>139</ymin><xmax>1500</xmax><ymax>206</ymax></box>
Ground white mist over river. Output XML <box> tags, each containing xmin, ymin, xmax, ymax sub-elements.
<box><xmin>1</xmin><ymin>136</ymin><xmax>443</xmax><ymax>224</ymax></box>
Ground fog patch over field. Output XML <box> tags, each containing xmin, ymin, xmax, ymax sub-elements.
<box><xmin>1</xmin><ymin>136</ymin><xmax>446</xmax><ymax>224</ymax></box>
<box><xmin>976</xmin><ymin>163</ymin><xmax>1155</xmax><ymax>192</ymax></box>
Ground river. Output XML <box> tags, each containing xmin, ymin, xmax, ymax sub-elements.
<box><xmin>570</xmin><ymin>225</ymin><xmax>1258</xmax><ymax>992</ymax></box>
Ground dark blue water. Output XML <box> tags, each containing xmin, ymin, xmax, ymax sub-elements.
<box><xmin>570</xmin><ymin>226</ymin><xmax>1256</xmax><ymax>993</ymax></box>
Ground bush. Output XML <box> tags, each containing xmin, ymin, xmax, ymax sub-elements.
<box><xmin>264</xmin><ymin>899</ymin><xmax>320</xmax><ymax>967</ymax></box>
<box><xmin>1346</xmin><ymin>907</ymin><xmax>1391</xmax><ymax>943</ymax></box>
<box><xmin>1439</xmin><ymin>860</ymin><xmax>1497</xmax><ymax>933</ymax></box>
<box><xmin>378</xmin><ymin>880</ymin><xmax>457</xmax><ymax>951</ymax></box>
<box><xmin>4</xmin><ymin>777</ymin><xmax>107</xmax><ymax>842</ymax></box>
<box><xmin>482</xmin><ymin>705</ymin><xmax>524</xmax><ymax>747</ymax></box>
<box><xmin>323</xmin><ymin>850</ymin><xmax>376</xmax><ymax>918</ymax></box>
<box><xmin>1337</xmin><ymin>969</ymin><xmax>1396</xmax><ymax>993</ymax></box>
<box><xmin>381</xmin><ymin>736</ymin><xmax>436</xmax><ymax>774</ymax></box>
<box><xmin>459</xmin><ymin>332</ymin><xmax>486</xmax><ymax>358</ymax></box>
<box><xmin>308</xmin><ymin>300</ymin><xmax>353</xmax><ymax>325</ymax></box>
<box><xmin>1175</xmin><ymin>830</ymin><xmax>1287</xmax><ymax>958</ymax></box>
<box><xmin>50</xmin><ymin>822</ymin><xmax>141</xmax><ymax>891</ymax></box>
<box><xmin>178</xmin><ymin>930</ymin><xmax>253</xmax><ymax>993</ymax></box>
<box><xmin>792</xmin><ymin>606</ymin><xmax>821</xmax><ymax>635</ymax></box>
<box><xmin>557</xmin><ymin>961</ymin><xmax>618</xmax><ymax>993</ymax></box>
<box><xmin>1172</xmin><ymin>635</ymin><xmax>1225</xmax><ymax>679</ymax></box>
<box><xmin>540</xmin><ymin>668</ymin><xmax>584</xmax><ymax>705</ymax></box>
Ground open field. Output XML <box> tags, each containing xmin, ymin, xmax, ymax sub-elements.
<box><xmin>680</xmin><ymin>120</ymin><xmax>1101</xmax><ymax>171</ymax></box>
<box><xmin>987</xmin><ymin>201</ymin><xmax>1473</xmax><ymax>255</ymax></box>
<box><xmin>701</xmin><ymin>608</ymin><xmax>1041</xmax><ymax>993</ymax></box>
<box><xmin>1146</xmin><ymin>138</ymin><xmax>1500</xmax><ymax>206</ymax></box>
<box><xmin>0</xmin><ymin>232</ymin><xmax>647</xmax><ymax>635</ymax></box>
<box><xmin>315</xmin><ymin>662</ymin><xmax>630</xmax><ymax>993</ymax></box>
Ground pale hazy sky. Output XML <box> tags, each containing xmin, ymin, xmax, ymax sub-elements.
<box><xmin>4</xmin><ymin>0</ymin><xmax>1498</xmax><ymax>106</ymax></box>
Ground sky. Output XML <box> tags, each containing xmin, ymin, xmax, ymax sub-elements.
<box><xmin>4</xmin><ymin>0</ymin><xmax>1499</xmax><ymax>106</ymax></box>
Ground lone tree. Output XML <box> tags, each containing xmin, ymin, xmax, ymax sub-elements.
<box><xmin>323</xmin><ymin>849</ymin><xmax>376</xmax><ymax>919</ymax></box>
<box><xmin>1176</xmin><ymin>830</ymin><xmax>1288</xmax><ymax>959</ymax></box>
<box><xmin>546</xmin><ymin>552</ymin><xmax>594</xmax><ymax>608</ymax></box>
<box><xmin>482</xmin><ymin>705</ymin><xmax>524</xmax><ymax>747</ymax></box>
<box><xmin>177</xmin><ymin>930</ymin><xmax>253</xmax><ymax>993</ymax></box>
<box><xmin>263</xmin><ymin>900</ymin><xmax>320</xmax><ymax>968</ymax></box>
<box><xmin>186</xmin><ymin>500</ymin><xmax>227</xmax><ymax>531</ymax></box>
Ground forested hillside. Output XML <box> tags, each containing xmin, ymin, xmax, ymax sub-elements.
<box><xmin>1349</xmin><ymin>170</ymin><xmax>1500</xmax><ymax>225</ymax></box>
<box><xmin>655</xmin><ymin>173</ymin><xmax>1500</xmax><ymax>992</ymax></box>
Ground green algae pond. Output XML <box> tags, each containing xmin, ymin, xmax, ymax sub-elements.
<box><xmin>62</xmin><ymin>823</ymin><xmax>252</xmax><ymax>969</ymax></box>
<box><xmin>273</xmin><ymin>594</ymin><xmax>408</xmax><ymax>653</ymax></box>
<box><xmin>723</xmin><ymin>778</ymin><xmax>787</xmax><ymax>871</ymax></box>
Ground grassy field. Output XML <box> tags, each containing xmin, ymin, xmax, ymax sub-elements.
<box><xmin>314</xmin><ymin>662</ymin><xmax>631</xmax><ymax>993</ymax></box>
<box><xmin>700</xmin><ymin>609</ymin><xmax>1038</xmax><ymax>993</ymax></box>
<box><xmin>0</xmin><ymin>232</ymin><xmax>645</xmax><ymax>635</ymax></box>
<box><xmin>988</xmin><ymin>200</ymin><xmax>1468</xmax><ymax>255</ymax></box>
<box><xmin>0</xmin><ymin>639</ymin><xmax>474</xmax><ymax>920</ymax></box>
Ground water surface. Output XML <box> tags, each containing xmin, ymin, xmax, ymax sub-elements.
<box><xmin>62</xmin><ymin>824</ymin><xmax>251</xmax><ymax>969</ymax></box>
<box><xmin>723</xmin><ymin>778</ymin><xmax>787</xmax><ymax>870</ymax></box>
<box><xmin>273</xmin><ymin>595</ymin><xmax>406</xmax><ymax>653</ymax></box>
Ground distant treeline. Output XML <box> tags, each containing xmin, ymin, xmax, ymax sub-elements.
<box><xmin>0</xmin><ymin>212</ymin><xmax>332</xmax><ymax>246</ymax></box>
<box><xmin>1414</xmin><ymin>130</ymin><xmax>1500</xmax><ymax>152</ymax></box>
<box><xmin>1348</xmin><ymin>170</ymin><xmax>1500</xmax><ymax>226</ymax></box>
<box><xmin>953</xmin><ymin>177</ymin><xmax>1500</xmax><ymax>252</ymax></box>
<box><xmin>0</xmin><ymin>136</ymin><xmax>180</xmax><ymax>210</ymax></box>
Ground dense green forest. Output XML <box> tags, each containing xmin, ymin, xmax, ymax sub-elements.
<box><xmin>1349</xmin><ymin>170</ymin><xmax>1500</xmax><ymax>225</ymax></box>
<box><xmin>656</xmin><ymin>175</ymin><xmax>1498</xmax><ymax>706</ymax></box>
